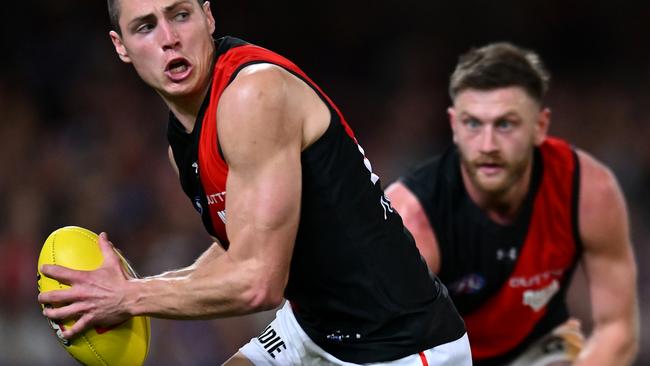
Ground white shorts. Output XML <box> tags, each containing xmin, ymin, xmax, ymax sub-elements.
<box><xmin>506</xmin><ymin>319</ymin><xmax>585</xmax><ymax>366</ymax></box>
<box><xmin>239</xmin><ymin>302</ymin><xmax>472</xmax><ymax>365</ymax></box>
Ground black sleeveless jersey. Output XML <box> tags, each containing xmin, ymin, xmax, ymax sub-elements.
<box><xmin>401</xmin><ymin>140</ymin><xmax>581</xmax><ymax>364</ymax></box>
<box><xmin>167</xmin><ymin>36</ymin><xmax>465</xmax><ymax>363</ymax></box>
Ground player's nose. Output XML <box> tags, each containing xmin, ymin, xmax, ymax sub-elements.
<box><xmin>159</xmin><ymin>20</ymin><xmax>180</xmax><ymax>51</ymax></box>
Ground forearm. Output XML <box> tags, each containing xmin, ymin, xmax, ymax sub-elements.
<box><xmin>575</xmin><ymin>321</ymin><xmax>639</xmax><ymax>366</ymax></box>
<box><xmin>124</xmin><ymin>252</ymin><xmax>275</xmax><ymax>319</ymax></box>
<box><xmin>145</xmin><ymin>241</ymin><xmax>224</xmax><ymax>279</ymax></box>
<box><xmin>146</xmin><ymin>267</ymin><xmax>194</xmax><ymax>279</ymax></box>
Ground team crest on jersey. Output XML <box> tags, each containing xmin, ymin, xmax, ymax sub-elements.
<box><xmin>449</xmin><ymin>273</ymin><xmax>486</xmax><ymax>295</ymax></box>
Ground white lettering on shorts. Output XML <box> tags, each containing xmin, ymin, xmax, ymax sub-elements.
<box><xmin>257</xmin><ymin>325</ymin><xmax>287</xmax><ymax>359</ymax></box>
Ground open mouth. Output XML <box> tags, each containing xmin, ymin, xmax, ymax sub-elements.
<box><xmin>165</xmin><ymin>58</ymin><xmax>192</xmax><ymax>81</ymax></box>
<box><xmin>167</xmin><ymin>59</ymin><xmax>189</xmax><ymax>74</ymax></box>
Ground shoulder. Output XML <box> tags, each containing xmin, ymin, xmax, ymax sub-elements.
<box><xmin>217</xmin><ymin>63</ymin><xmax>303</xmax><ymax>135</ymax></box>
<box><xmin>576</xmin><ymin>149</ymin><xmax>629</xmax><ymax>251</ymax></box>
<box><xmin>218</xmin><ymin>62</ymin><xmax>330</xmax><ymax>154</ymax></box>
<box><xmin>216</xmin><ymin>64</ymin><xmax>307</xmax><ymax>165</ymax></box>
<box><xmin>221</xmin><ymin>64</ymin><xmax>293</xmax><ymax>112</ymax></box>
<box><xmin>576</xmin><ymin>149</ymin><xmax>622</xmax><ymax>207</ymax></box>
<box><xmin>386</xmin><ymin>181</ymin><xmax>422</xmax><ymax>215</ymax></box>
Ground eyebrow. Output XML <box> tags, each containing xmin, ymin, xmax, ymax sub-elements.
<box><xmin>459</xmin><ymin>111</ymin><xmax>522</xmax><ymax>121</ymax></box>
<box><xmin>163</xmin><ymin>0</ymin><xmax>193</xmax><ymax>13</ymax></box>
<box><xmin>127</xmin><ymin>0</ymin><xmax>194</xmax><ymax>29</ymax></box>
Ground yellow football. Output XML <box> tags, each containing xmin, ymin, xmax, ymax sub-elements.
<box><xmin>37</xmin><ymin>226</ymin><xmax>151</xmax><ymax>366</ymax></box>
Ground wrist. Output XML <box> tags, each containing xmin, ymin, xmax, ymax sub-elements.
<box><xmin>124</xmin><ymin>278</ymin><xmax>145</xmax><ymax>316</ymax></box>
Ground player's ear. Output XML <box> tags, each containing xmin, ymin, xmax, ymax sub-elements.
<box><xmin>202</xmin><ymin>1</ymin><xmax>216</xmax><ymax>34</ymax></box>
<box><xmin>448</xmin><ymin>106</ymin><xmax>458</xmax><ymax>144</ymax></box>
<box><xmin>534</xmin><ymin>107</ymin><xmax>551</xmax><ymax>146</ymax></box>
<box><xmin>109</xmin><ymin>31</ymin><xmax>132</xmax><ymax>63</ymax></box>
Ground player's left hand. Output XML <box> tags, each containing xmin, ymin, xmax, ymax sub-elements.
<box><xmin>38</xmin><ymin>232</ymin><xmax>133</xmax><ymax>339</ymax></box>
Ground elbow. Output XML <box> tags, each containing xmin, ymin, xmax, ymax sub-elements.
<box><xmin>240</xmin><ymin>270</ymin><xmax>285</xmax><ymax>312</ymax></box>
<box><xmin>590</xmin><ymin>320</ymin><xmax>640</xmax><ymax>364</ymax></box>
<box><xmin>616</xmin><ymin>334</ymin><xmax>640</xmax><ymax>366</ymax></box>
<box><xmin>243</xmin><ymin>284</ymin><xmax>284</xmax><ymax>312</ymax></box>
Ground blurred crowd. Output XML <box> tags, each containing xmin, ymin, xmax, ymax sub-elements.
<box><xmin>0</xmin><ymin>1</ymin><xmax>648</xmax><ymax>365</ymax></box>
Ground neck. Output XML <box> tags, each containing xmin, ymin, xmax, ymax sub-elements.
<box><xmin>163</xmin><ymin>89</ymin><xmax>209</xmax><ymax>133</ymax></box>
<box><xmin>462</xmin><ymin>162</ymin><xmax>533</xmax><ymax>225</ymax></box>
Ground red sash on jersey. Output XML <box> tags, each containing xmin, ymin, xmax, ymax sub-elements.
<box><xmin>465</xmin><ymin>137</ymin><xmax>578</xmax><ymax>360</ymax></box>
<box><xmin>197</xmin><ymin>43</ymin><xmax>357</xmax><ymax>245</ymax></box>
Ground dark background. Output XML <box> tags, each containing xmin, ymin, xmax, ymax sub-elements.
<box><xmin>0</xmin><ymin>1</ymin><xmax>648</xmax><ymax>364</ymax></box>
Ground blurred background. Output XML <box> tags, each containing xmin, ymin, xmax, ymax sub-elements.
<box><xmin>0</xmin><ymin>0</ymin><xmax>648</xmax><ymax>364</ymax></box>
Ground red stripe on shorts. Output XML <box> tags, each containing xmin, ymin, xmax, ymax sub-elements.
<box><xmin>419</xmin><ymin>351</ymin><xmax>429</xmax><ymax>366</ymax></box>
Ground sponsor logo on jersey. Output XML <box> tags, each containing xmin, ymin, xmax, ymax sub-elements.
<box><xmin>217</xmin><ymin>210</ymin><xmax>226</xmax><ymax>224</ymax></box>
<box><xmin>509</xmin><ymin>269</ymin><xmax>564</xmax><ymax>288</ymax></box>
<box><xmin>206</xmin><ymin>191</ymin><xmax>226</xmax><ymax>205</ymax></box>
<box><xmin>522</xmin><ymin>279</ymin><xmax>560</xmax><ymax>312</ymax></box>
<box><xmin>449</xmin><ymin>273</ymin><xmax>486</xmax><ymax>295</ymax></box>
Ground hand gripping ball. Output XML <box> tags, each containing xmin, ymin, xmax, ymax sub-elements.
<box><xmin>37</xmin><ymin>226</ymin><xmax>150</xmax><ymax>366</ymax></box>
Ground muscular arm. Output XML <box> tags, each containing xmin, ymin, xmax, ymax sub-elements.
<box><xmin>574</xmin><ymin>150</ymin><xmax>639</xmax><ymax>366</ymax></box>
<box><xmin>39</xmin><ymin>64</ymin><xmax>326</xmax><ymax>337</ymax></box>
<box><xmin>385</xmin><ymin>182</ymin><xmax>441</xmax><ymax>274</ymax></box>
<box><xmin>130</xmin><ymin>65</ymin><xmax>305</xmax><ymax>318</ymax></box>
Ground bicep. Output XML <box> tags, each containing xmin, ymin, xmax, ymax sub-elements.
<box><xmin>385</xmin><ymin>182</ymin><xmax>440</xmax><ymax>273</ymax></box>
<box><xmin>225</xmin><ymin>147</ymin><xmax>302</xmax><ymax>260</ymax></box>
<box><xmin>577</xmin><ymin>150</ymin><xmax>637</xmax><ymax>326</ymax></box>
<box><xmin>217</xmin><ymin>66</ymin><xmax>304</xmax><ymax>278</ymax></box>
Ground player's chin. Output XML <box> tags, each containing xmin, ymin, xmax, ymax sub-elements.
<box><xmin>161</xmin><ymin>83</ymin><xmax>194</xmax><ymax>98</ymax></box>
<box><xmin>159</xmin><ymin>76</ymin><xmax>199</xmax><ymax>97</ymax></box>
<box><xmin>475</xmin><ymin>176</ymin><xmax>509</xmax><ymax>194</ymax></box>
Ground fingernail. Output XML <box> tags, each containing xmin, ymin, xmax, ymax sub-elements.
<box><xmin>100</xmin><ymin>232</ymin><xmax>107</xmax><ymax>240</ymax></box>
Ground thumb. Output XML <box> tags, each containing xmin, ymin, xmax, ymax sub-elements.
<box><xmin>98</xmin><ymin>232</ymin><xmax>120</xmax><ymax>267</ymax></box>
<box><xmin>99</xmin><ymin>232</ymin><xmax>138</xmax><ymax>279</ymax></box>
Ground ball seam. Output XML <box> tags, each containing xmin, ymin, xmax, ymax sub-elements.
<box><xmin>82</xmin><ymin>333</ymin><xmax>109</xmax><ymax>366</ymax></box>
